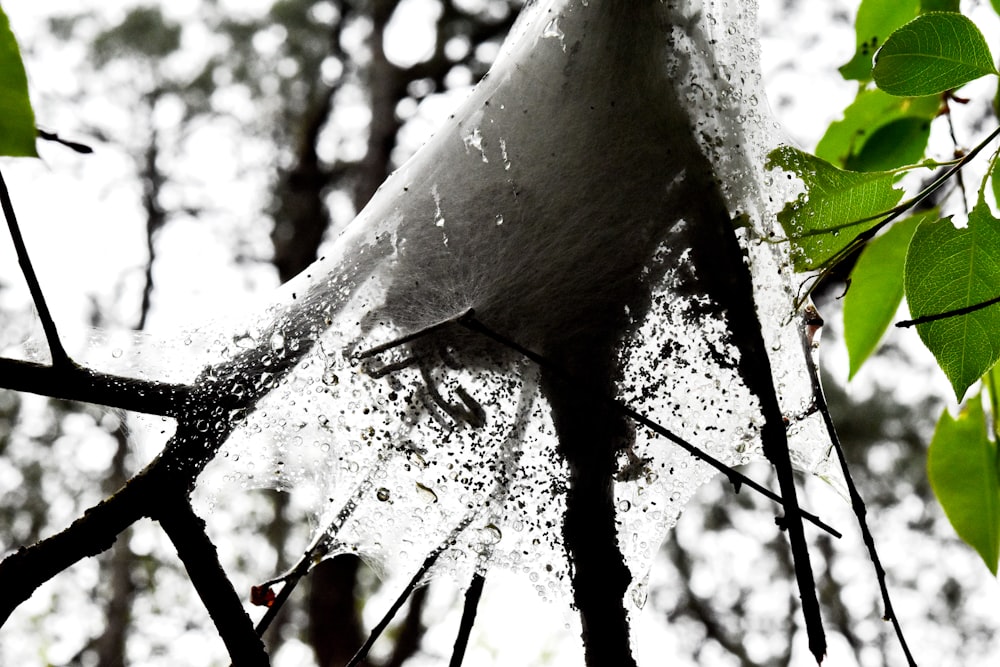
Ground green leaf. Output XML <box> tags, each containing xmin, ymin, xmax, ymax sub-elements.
<box><xmin>992</xmin><ymin>0</ymin><xmax>1000</xmax><ymax>18</ymax></box>
<box><xmin>844</xmin><ymin>213</ymin><xmax>927</xmax><ymax>378</ymax></box>
<box><xmin>0</xmin><ymin>5</ymin><xmax>36</xmax><ymax>157</ymax></box>
<box><xmin>816</xmin><ymin>88</ymin><xmax>940</xmax><ymax>169</ymax></box>
<box><xmin>921</xmin><ymin>0</ymin><xmax>960</xmax><ymax>11</ymax></box>
<box><xmin>927</xmin><ymin>396</ymin><xmax>1000</xmax><ymax>575</ymax></box>
<box><xmin>991</xmin><ymin>159</ymin><xmax>1000</xmax><ymax>214</ymax></box>
<box><xmin>905</xmin><ymin>204</ymin><xmax>1000</xmax><ymax>400</ymax></box>
<box><xmin>766</xmin><ymin>146</ymin><xmax>904</xmax><ymax>271</ymax></box>
<box><xmin>873</xmin><ymin>12</ymin><xmax>998</xmax><ymax>96</ymax></box>
<box><xmin>844</xmin><ymin>117</ymin><xmax>932</xmax><ymax>172</ymax></box>
<box><xmin>840</xmin><ymin>0</ymin><xmax>920</xmax><ymax>81</ymax></box>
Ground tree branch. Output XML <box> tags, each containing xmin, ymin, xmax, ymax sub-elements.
<box><xmin>800</xmin><ymin>323</ymin><xmax>916</xmax><ymax>666</ymax></box>
<box><xmin>345</xmin><ymin>538</ymin><xmax>453</xmax><ymax>667</ymax></box>
<box><xmin>447</xmin><ymin>573</ymin><xmax>485</xmax><ymax>667</ymax></box>
<box><xmin>0</xmin><ymin>168</ymin><xmax>73</xmax><ymax>368</ymax></box>
<box><xmin>0</xmin><ymin>357</ymin><xmax>193</xmax><ymax>417</ymax></box>
<box><xmin>156</xmin><ymin>492</ymin><xmax>269</xmax><ymax>667</ymax></box>
<box><xmin>0</xmin><ymin>467</ymin><xmax>153</xmax><ymax>626</ymax></box>
<box><xmin>896</xmin><ymin>293</ymin><xmax>1000</xmax><ymax>328</ymax></box>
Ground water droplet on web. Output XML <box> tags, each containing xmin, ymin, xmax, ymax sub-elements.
<box><xmin>234</xmin><ymin>333</ymin><xmax>257</xmax><ymax>349</ymax></box>
<box><xmin>630</xmin><ymin>579</ymin><xmax>649</xmax><ymax>609</ymax></box>
<box><xmin>462</xmin><ymin>127</ymin><xmax>488</xmax><ymax>162</ymax></box>
<box><xmin>479</xmin><ymin>523</ymin><xmax>502</xmax><ymax>544</ymax></box>
<box><xmin>376</xmin><ymin>487</ymin><xmax>391</xmax><ymax>502</ymax></box>
<box><xmin>542</xmin><ymin>18</ymin><xmax>566</xmax><ymax>50</ymax></box>
<box><xmin>415</xmin><ymin>482</ymin><xmax>438</xmax><ymax>503</ymax></box>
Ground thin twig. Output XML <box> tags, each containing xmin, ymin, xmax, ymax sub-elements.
<box><xmin>0</xmin><ymin>168</ymin><xmax>73</xmax><ymax>368</ymax></box>
<box><xmin>354</xmin><ymin>309</ymin><xmax>474</xmax><ymax>359</ymax></box>
<box><xmin>457</xmin><ymin>312</ymin><xmax>841</xmax><ymax>538</ymax></box>
<box><xmin>448</xmin><ymin>573</ymin><xmax>486</xmax><ymax>667</ymax></box>
<box><xmin>799</xmin><ymin>323</ymin><xmax>917</xmax><ymax>666</ymax></box>
<box><xmin>36</xmin><ymin>128</ymin><xmax>93</xmax><ymax>154</ymax></box>
<box><xmin>896</xmin><ymin>293</ymin><xmax>1000</xmax><ymax>328</ymax></box>
<box><xmin>250</xmin><ymin>475</ymin><xmax>373</xmax><ymax>638</ymax></box>
<box><xmin>345</xmin><ymin>516</ymin><xmax>473</xmax><ymax>667</ymax></box>
<box><xmin>943</xmin><ymin>99</ymin><xmax>969</xmax><ymax>218</ymax></box>
<box><xmin>793</xmin><ymin>124</ymin><xmax>1000</xmax><ymax>307</ymax></box>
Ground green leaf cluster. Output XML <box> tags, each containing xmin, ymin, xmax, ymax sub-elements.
<box><xmin>779</xmin><ymin>0</ymin><xmax>1000</xmax><ymax>573</ymax></box>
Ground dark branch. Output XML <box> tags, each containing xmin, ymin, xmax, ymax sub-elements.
<box><xmin>896</xmin><ymin>293</ymin><xmax>1000</xmax><ymax>328</ymax></box>
<box><xmin>800</xmin><ymin>318</ymin><xmax>917</xmax><ymax>666</ymax></box>
<box><xmin>37</xmin><ymin>128</ymin><xmax>94</xmax><ymax>154</ymax></box>
<box><xmin>0</xmin><ymin>168</ymin><xmax>74</xmax><ymax>368</ymax></box>
<box><xmin>155</xmin><ymin>494</ymin><xmax>269</xmax><ymax>667</ymax></box>
<box><xmin>448</xmin><ymin>573</ymin><xmax>486</xmax><ymax>667</ymax></box>
<box><xmin>382</xmin><ymin>581</ymin><xmax>429</xmax><ymax>667</ymax></box>
<box><xmin>0</xmin><ymin>357</ymin><xmax>194</xmax><ymax>417</ymax></box>
<box><xmin>345</xmin><ymin>549</ymin><xmax>443</xmax><ymax>667</ymax></box>
<box><xmin>0</xmin><ymin>472</ymin><xmax>151</xmax><ymax>627</ymax></box>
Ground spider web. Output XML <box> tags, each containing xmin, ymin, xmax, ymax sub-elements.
<box><xmin>35</xmin><ymin>0</ymin><xmax>839</xmax><ymax>611</ymax></box>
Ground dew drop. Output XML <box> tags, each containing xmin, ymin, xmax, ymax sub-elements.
<box><xmin>481</xmin><ymin>523</ymin><xmax>502</xmax><ymax>544</ymax></box>
<box><xmin>415</xmin><ymin>482</ymin><xmax>438</xmax><ymax>503</ymax></box>
<box><xmin>542</xmin><ymin>18</ymin><xmax>565</xmax><ymax>43</ymax></box>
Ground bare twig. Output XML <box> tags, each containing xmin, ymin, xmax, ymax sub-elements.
<box><xmin>448</xmin><ymin>573</ymin><xmax>486</xmax><ymax>667</ymax></box>
<box><xmin>896</xmin><ymin>293</ymin><xmax>1000</xmax><ymax>328</ymax></box>
<box><xmin>37</xmin><ymin>128</ymin><xmax>93</xmax><ymax>154</ymax></box>
<box><xmin>355</xmin><ymin>309</ymin><xmax>474</xmax><ymax>359</ymax></box>
<box><xmin>799</xmin><ymin>320</ymin><xmax>917</xmax><ymax>666</ymax></box>
<box><xmin>383</xmin><ymin>582</ymin><xmax>429</xmax><ymax>667</ymax></box>
<box><xmin>0</xmin><ymin>168</ymin><xmax>73</xmax><ymax>368</ymax></box>
<box><xmin>155</xmin><ymin>493</ymin><xmax>269</xmax><ymax>667</ymax></box>
<box><xmin>345</xmin><ymin>517</ymin><xmax>472</xmax><ymax>667</ymax></box>
<box><xmin>0</xmin><ymin>470</ymin><xmax>150</xmax><ymax>627</ymax></box>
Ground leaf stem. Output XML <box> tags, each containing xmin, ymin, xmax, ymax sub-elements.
<box><xmin>896</xmin><ymin>293</ymin><xmax>1000</xmax><ymax>328</ymax></box>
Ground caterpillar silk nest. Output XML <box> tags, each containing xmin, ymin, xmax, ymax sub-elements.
<box><xmin>185</xmin><ymin>0</ymin><xmax>838</xmax><ymax>626</ymax></box>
